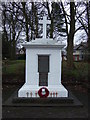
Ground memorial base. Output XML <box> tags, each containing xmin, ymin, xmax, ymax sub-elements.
<box><xmin>18</xmin><ymin>84</ymin><xmax>68</xmax><ymax>98</ymax></box>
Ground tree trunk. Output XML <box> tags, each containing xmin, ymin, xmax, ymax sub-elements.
<box><xmin>9</xmin><ymin>9</ymin><xmax>16</xmax><ymax>60</ymax></box>
<box><xmin>67</xmin><ymin>34</ymin><xmax>74</xmax><ymax>69</ymax></box>
<box><xmin>50</xmin><ymin>3</ymin><xmax>54</xmax><ymax>38</ymax></box>
<box><xmin>31</xmin><ymin>2</ymin><xmax>38</xmax><ymax>40</ymax></box>
<box><xmin>35</xmin><ymin>14</ymin><xmax>38</xmax><ymax>38</ymax></box>
<box><xmin>31</xmin><ymin>3</ymin><xmax>34</xmax><ymax>40</ymax></box>
<box><xmin>67</xmin><ymin>1</ymin><xmax>75</xmax><ymax>69</ymax></box>
<box><xmin>22</xmin><ymin>2</ymin><xmax>29</xmax><ymax>42</ymax></box>
<box><xmin>10</xmin><ymin>41</ymin><xmax>16</xmax><ymax>60</ymax></box>
<box><xmin>34</xmin><ymin>5</ymin><xmax>38</xmax><ymax>38</ymax></box>
<box><xmin>50</xmin><ymin>16</ymin><xmax>53</xmax><ymax>38</ymax></box>
<box><xmin>87</xmin><ymin>2</ymin><xmax>90</xmax><ymax>62</ymax></box>
<box><xmin>46</xmin><ymin>2</ymin><xmax>53</xmax><ymax>38</ymax></box>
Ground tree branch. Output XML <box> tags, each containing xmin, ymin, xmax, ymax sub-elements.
<box><xmin>74</xmin><ymin>26</ymin><xmax>83</xmax><ymax>34</ymax></box>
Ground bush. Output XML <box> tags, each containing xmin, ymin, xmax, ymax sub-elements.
<box><xmin>16</xmin><ymin>54</ymin><xmax>26</xmax><ymax>60</ymax></box>
<box><xmin>62</xmin><ymin>61</ymin><xmax>88</xmax><ymax>84</ymax></box>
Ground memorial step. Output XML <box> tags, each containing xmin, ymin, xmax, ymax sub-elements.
<box><xmin>12</xmin><ymin>97</ymin><xmax>74</xmax><ymax>104</ymax></box>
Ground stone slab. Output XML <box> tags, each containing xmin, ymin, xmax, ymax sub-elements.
<box><xmin>3</xmin><ymin>89</ymin><xmax>83</xmax><ymax>107</ymax></box>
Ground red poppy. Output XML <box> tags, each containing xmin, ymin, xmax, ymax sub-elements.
<box><xmin>38</xmin><ymin>87</ymin><xmax>49</xmax><ymax>98</ymax></box>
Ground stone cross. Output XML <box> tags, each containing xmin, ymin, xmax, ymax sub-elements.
<box><xmin>39</xmin><ymin>16</ymin><xmax>51</xmax><ymax>39</ymax></box>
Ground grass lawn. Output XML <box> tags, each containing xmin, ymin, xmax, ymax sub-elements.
<box><xmin>2</xmin><ymin>60</ymin><xmax>25</xmax><ymax>75</ymax></box>
<box><xmin>2</xmin><ymin>60</ymin><xmax>89</xmax><ymax>86</ymax></box>
<box><xmin>2</xmin><ymin>60</ymin><xmax>88</xmax><ymax>75</ymax></box>
<box><xmin>2</xmin><ymin>60</ymin><xmax>25</xmax><ymax>84</ymax></box>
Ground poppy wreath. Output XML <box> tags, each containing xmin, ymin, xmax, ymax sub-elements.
<box><xmin>38</xmin><ymin>87</ymin><xmax>49</xmax><ymax>98</ymax></box>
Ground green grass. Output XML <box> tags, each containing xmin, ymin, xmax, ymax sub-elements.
<box><xmin>2</xmin><ymin>60</ymin><xmax>25</xmax><ymax>75</ymax></box>
<box><xmin>2</xmin><ymin>60</ymin><xmax>89</xmax><ymax>82</ymax></box>
<box><xmin>62</xmin><ymin>61</ymin><xmax>88</xmax><ymax>82</ymax></box>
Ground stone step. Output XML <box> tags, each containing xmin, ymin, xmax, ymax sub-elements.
<box><xmin>12</xmin><ymin>97</ymin><xmax>74</xmax><ymax>104</ymax></box>
<box><xmin>3</xmin><ymin>90</ymin><xmax>83</xmax><ymax>107</ymax></box>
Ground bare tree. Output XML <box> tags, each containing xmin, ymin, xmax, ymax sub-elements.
<box><xmin>2</xmin><ymin>2</ymin><xmax>23</xmax><ymax>59</ymax></box>
<box><xmin>61</xmin><ymin>1</ymin><xmax>88</xmax><ymax>69</ymax></box>
<box><xmin>31</xmin><ymin>2</ymin><xmax>39</xmax><ymax>39</ymax></box>
<box><xmin>42</xmin><ymin>2</ymin><xmax>66</xmax><ymax>39</ymax></box>
<box><xmin>76</xmin><ymin>1</ymin><xmax>90</xmax><ymax>60</ymax></box>
<box><xmin>21</xmin><ymin>2</ymin><xmax>30</xmax><ymax>42</ymax></box>
<box><xmin>61</xmin><ymin>1</ymin><xmax>75</xmax><ymax>69</ymax></box>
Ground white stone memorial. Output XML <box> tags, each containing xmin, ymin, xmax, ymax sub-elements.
<box><xmin>18</xmin><ymin>16</ymin><xmax>68</xmax><ymax>98</ymax></box>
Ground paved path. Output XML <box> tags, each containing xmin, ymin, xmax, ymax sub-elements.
<box><xmin>3</xmin><ymin>106</ymin><xmax>88</xmax><ymax>119</ymax></box>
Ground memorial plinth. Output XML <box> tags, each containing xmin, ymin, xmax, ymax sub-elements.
<box><xmin>18</xmin><ymin>16</ymin><xmax>68</xmax><ymax>98</ymax></box>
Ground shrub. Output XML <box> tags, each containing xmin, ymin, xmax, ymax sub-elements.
<box><xmin>62</xmin><ymin>61</ymin><xmax>88</xmax><ymax>83</ymax></box>
<box><xmin>16</xmin><ymin>54</ymin><xmax>26</xmax><ymax>60</ymax></box>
